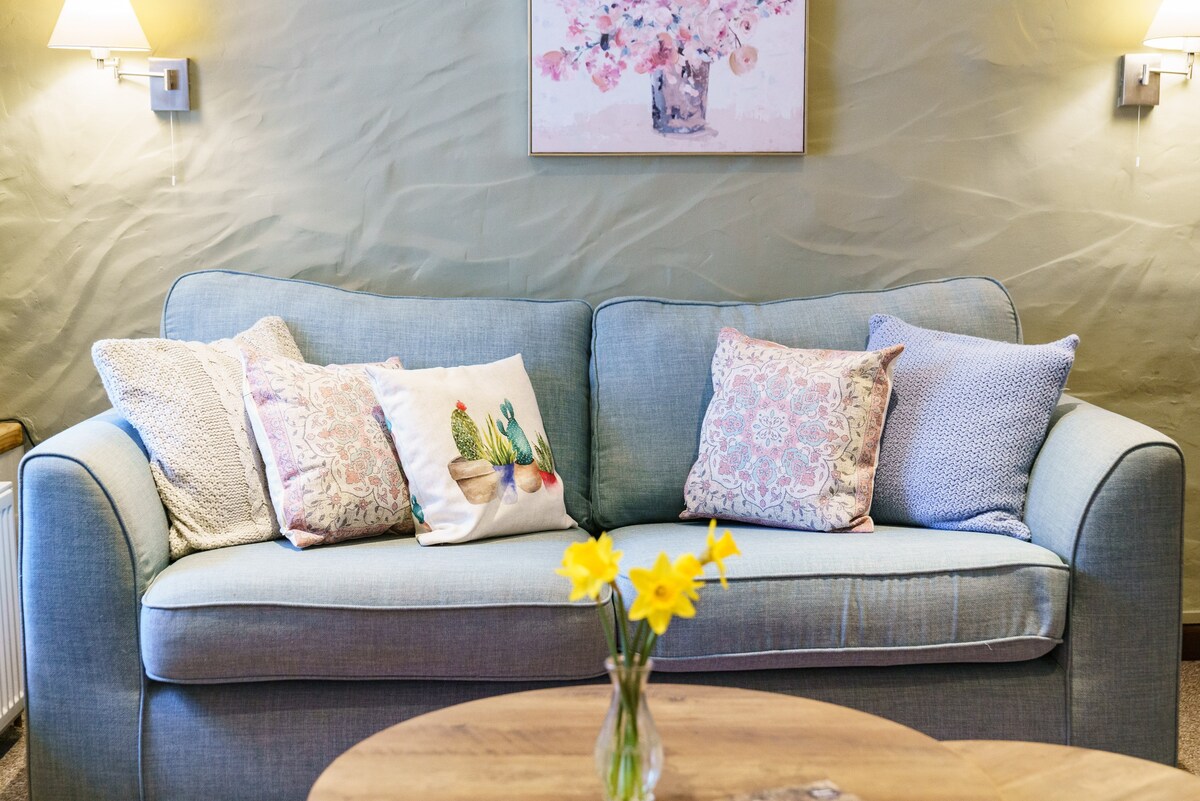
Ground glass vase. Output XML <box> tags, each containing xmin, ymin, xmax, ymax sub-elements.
<box><xmin>595</xmin><ymin>657</ymin><xmax>663</xmax><ymax>801</ymax></box>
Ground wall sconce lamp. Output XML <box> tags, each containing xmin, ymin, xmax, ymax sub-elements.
<box><xmin>48</xmin><ymin>0</ymin><xmax>191</xmax><ymax>112</ymax></box>
<box><xmin>1119</xmin><ymin>0</ymin><xmax>1199</xmax><ymax>107</ymax></box>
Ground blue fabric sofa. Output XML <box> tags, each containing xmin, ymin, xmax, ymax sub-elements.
<box><xmin>20</xmin><ymin>271</ymin><xmax>1183</xmax><ymax>801</ymax></box>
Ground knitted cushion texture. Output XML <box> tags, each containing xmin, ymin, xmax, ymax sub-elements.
<box><xmin>93</xmin><ymin>316</ymin><xmax>303</xmax><ymax>558</ymax></box>
<box><xmin>867</xmin><ymin>314</ymin><xmax>1078</xmax><ymax>541</ymax></box>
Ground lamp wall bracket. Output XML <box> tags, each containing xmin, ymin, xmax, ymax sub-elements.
<box><xmin>1119</xmin><ymin>52</ymin><xmax>1195</xmax><ymax>108</ymax></box>
<box><xmin>1119</xmin><ymin>54</ymin><xmax>1162</xmax><ymax>107</ymax></box>
<box><xmin>106</xmin><ymin>57</ymin><xmax>191</xmax><ymax>112</ymax></box>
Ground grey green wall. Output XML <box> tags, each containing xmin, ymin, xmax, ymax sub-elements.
<box><xmin>2</xmin><ymin>1</ymin><xmax>1198</xmax><ymax>609</ymax></box>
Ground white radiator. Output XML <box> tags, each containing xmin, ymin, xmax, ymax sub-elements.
<box><xmin>0</xmin><ymin>483</ymin><xmax>22</xmax><ymax>731</ymax></box>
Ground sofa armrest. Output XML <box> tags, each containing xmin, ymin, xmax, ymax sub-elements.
<box><xmin>1025</xmin><ymin>395</ymin><xmax>1183</xmax><ymax>764</ymax></box>
<box><xmin>20</xmin><ymin>410</ymin><xmax>169</xmax><ymax>800</ymax></box>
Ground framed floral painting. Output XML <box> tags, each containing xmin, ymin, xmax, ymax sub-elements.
<box><xmin>529</xmin><ymin>0</ymin><xmax>807</xmax><ymax>156</ymax></box>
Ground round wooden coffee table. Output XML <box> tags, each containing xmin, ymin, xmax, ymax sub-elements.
<box><xmin>308</xmin><ymin>683</ymin><xmax>1002</xmax><ymax>801</ymax></box>
<box><xmin>944</xmin><ymin>740</ymin><xmax>1200</xmax><ymax>801</ymax></box>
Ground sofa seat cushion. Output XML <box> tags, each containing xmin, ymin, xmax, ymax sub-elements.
<box><xmin>609</xmin><ymin>522</ymin><xmax>1068</xmax><ymax>671</ymax></box>
<box><xmin>140</xmin><ymin>529</ymin><xmax>609</xmax><ymax>683</ymax></box>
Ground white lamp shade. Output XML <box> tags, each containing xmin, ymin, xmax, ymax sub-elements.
<box><xmin>1144</xmin><ymin>0</ymin><xmax>1200</xmax><ymax>52</ymax></box>
<box><xmin>48</xmin><ymin>0</ymin><xmax>150</xmax><ymax>52</ymax></box>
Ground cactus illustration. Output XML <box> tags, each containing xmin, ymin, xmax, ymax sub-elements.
<box><xmin>410</xmin><ymin>495</ymin><xmax>425</xmax><ymax>525</ymax></box>
<box><xmin>450</xmin><ymin>401</ymin><xmax>484</xmax><ymax>461</ymax></box>
<box><xmin>479</xmin><ymin>414</ymin><xmax>517</xmax><ymax>466</ymax></box>
<box><xmin>534</xmin><ymin>432</ymin><xmax>555</xmax><ymax>475</ymax></box>
<box><xmin>496</xmin><ymin>399</ymin><xmax>534</xmax><ymax>465</ymax></box>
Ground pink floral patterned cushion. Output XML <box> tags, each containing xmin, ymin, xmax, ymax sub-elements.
<box><xmin>681</xmin><ymin>328</ymin><xmax>904</xmax><ymax>532</ymax></box>
<box><xmin>241</xmin><ymin>351</ymin><xmax>414</xmax><ymax>548</ymax></box>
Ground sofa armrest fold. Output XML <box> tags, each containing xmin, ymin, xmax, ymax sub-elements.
<box><xmin>1025</xmin><ymin>395</ymin><xmax>1184</xmax><ymax>764</ymax></box>
<box><xmin>20</xmin><ymin>410</ymin><xmax>169</xmax><ymax>800</ymax></box>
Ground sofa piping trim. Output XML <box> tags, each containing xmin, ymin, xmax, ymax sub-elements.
<box><xmin>140</xmin><ymin>598</ymin><xmax>615</xmax><ymax>612</ymax></box>
<box><xmin>143</xmin><ymin>668</ymin><xmax>610</xmax><ymax>685</ymax></box>
<box><xmin>162</xmin><ymin>269</ymin><xmax>594</xmax><ymax>339</ymax></box>
<box><xmin>1059</xmin><ymin>439</ymin><xmax>1185</xmax><ymax>760</ymax></box>
<box><xmin>19</xmin><ymin>451</ymin><xmax>151</xmax><ymax>801</ymax></box>
<box><xmin>614</xmin><ymin>560</ymin><xmax>1069</xmax><ymax>582</ymax></box>
<box><xmin>649</xmin><ymin>634</ymin><xmax>1062</xmax><ymax>662</ymax></box>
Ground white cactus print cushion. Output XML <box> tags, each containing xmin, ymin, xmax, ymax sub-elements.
<box><xmin>682</xmin><ymin>327</ymin><xmax>904</xmax><ymax>532</ymax></box>
<box><xmin>241</xmin><ymin>351</ymin><xmax>415</xmax><ymax>549</ymax></box>
<box><xmin>367</xmin><ymin>354</ymin><xmax>575</xmax><ymax>545</ymax></box>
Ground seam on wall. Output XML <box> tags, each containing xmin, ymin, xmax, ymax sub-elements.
<box><xmin>19</xmin><ymin>453</ymin><xmax>151</xmax><ymax>801</ymax></box>
<box><xmin>1061</xmin><ymin>440</ymin><xmax>1185</xmax><ymax>756</ymax></box>
<box><xmin>161</xmin><ymin>269</ymin><xmax>594</xmax><ymax>338</ymax></box>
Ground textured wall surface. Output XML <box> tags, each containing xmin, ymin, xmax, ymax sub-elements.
<box><xmin>1</xmin><ymin>1</ymin><xmax>1198</xmax><ymax>607</ymax></box>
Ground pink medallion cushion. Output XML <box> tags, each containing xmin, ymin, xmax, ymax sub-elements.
<box><xmin>681</xmin><ymin>328</ymin><xmax>904</xmax><ymax>532</ymax></box>
<box><xmin>241</xmin><ymin>351</ymin><xmax>415</xmax><ymax>548</ymax></box>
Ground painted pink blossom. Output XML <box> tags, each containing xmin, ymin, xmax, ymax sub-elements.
<box><xmin>590</xmin><ymin>59</ymin><xmax>624</xmax><ymax>92</ymax></box>
<box><xmin>633</xmin><ymin>32</ymin><xmax>680</xmax><ymax>74</ymax></box>
<box><xmin>537</xmin><ymin>50</ymin><xmax>568</xmax><ymax>80</ymax></box>
<box><xmin>538</xmin><ymin>0</ymin><xmax>796</xmax><ymax>91</ymax></box>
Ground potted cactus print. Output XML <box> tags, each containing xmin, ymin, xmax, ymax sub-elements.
<box><xmin>410</xmin><ymin>495</ymin><xmax>433</xmax><ymax>534</ymax></box>
<box><xmin>447</xmin><ymin>401</ymin><xmax>501</xmax><ymax>504</ymax></box>
<box><xmin>534</xmin><ymin>432</ymin><xmax>559</xmax><ymax>488</ymax></box>
<box><xmin>480</xmin><ymin>413</ymin><xmax>520</xmax><ymax>504</ymax></box>
<box><xmin>498</xmin><ymin>399</ymin><xmax>544</xmax><ymax>493</ymax></box>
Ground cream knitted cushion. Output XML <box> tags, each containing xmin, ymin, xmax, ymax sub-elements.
<box><xmin>92</xmin><ymin>317</ymin><xmax>303</xmax><ymax>558</ymax></box>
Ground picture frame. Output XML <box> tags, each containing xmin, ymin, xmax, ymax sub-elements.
<box><xmin>529</xmin><ymin>0</ymin><xmax>808</xmax><ymax>156</ymax></box>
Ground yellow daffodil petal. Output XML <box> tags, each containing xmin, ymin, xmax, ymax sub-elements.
<box><xmin>703</xmin><ymin>528</ymin><xmax>741</xmax><ymax>588</ymax></box>
<box><xmin>558</xmin><ymin>534</ymin><xmax>623</xmax><ymax>601</ymax></box>
<box><xmin>628</xmin><ymin>552</ymin><xmax>699</xmax><ymax>636</ymax></box>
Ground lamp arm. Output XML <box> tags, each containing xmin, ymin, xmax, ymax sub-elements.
<box><xmin>105</xmin><ymin>60</ymin><xmax>182</xmax><ymax>91</ymax></box>
<box><xmin>1140</xmin><ymin>52</ymin><xmax>1195</xmax><ymax>84</ymax></box>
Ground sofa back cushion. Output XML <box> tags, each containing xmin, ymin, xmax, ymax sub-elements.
<box><xmin>591</xmin><ymin>277</ymin><xmax>1021</xmax><ymax>531</ymax></box>
<box><xmin>163</xmin><ymin>270</ymin><xmax>594</xmax><ymax>529</ymax></box>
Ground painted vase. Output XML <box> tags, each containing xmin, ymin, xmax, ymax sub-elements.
<box><xmin>651</xmin><ymin>60</ymin><xmax>710</xmax><ymax>134</ymax></box>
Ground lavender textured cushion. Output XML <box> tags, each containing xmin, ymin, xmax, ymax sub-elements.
<box><xmin>241</xmin><ymin>352</ymin><xmax>415</xmax><ymax>549</ymax></box>
<box><xmin>681</xmin><ymin>328</ymin><xmax>903</xmax><ymax>532</ymax></box>
<box><xmin>867</xmin><ymin>314</ymin><xmax>1079</xmax><ymax>540</ymax></box>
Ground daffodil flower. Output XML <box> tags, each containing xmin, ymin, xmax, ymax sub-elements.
<box><xmin>702</xmin><ymin>518</ymin><xmax>741</xmax><ymax>588</ymax></box>
<box><xmin>628</xmin><ymin>552</ymin><xmax>702</xmax><ymax>636</ymax></box>
<box><xmin>556</xmin><ymin>533</ymin><xmax>622</xmax><ymax>602</ymax></box>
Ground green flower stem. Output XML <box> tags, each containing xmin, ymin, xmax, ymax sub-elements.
<box><xmin>629</xmin><ymin>620</ymin><xmax>650</xmax><ymax>664</ymax></box>
<box><xmin>596</xmin><ymin>597</ymin><xmax>619</xmax><ymax>663</ymax></box>
<box><xmin>607</xmin><ymin>662</ymin><xmax>645</xmax><ymax>801</ymax></box>
<box><xmin>638</xmin><ymin>633</ymin><xmax>658</xmax><ymax>667</ymax></box>
<box><xmin>611</xmin><ymin>585</ymin><xmax>633</xmax><ymax>667</ymax></box>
